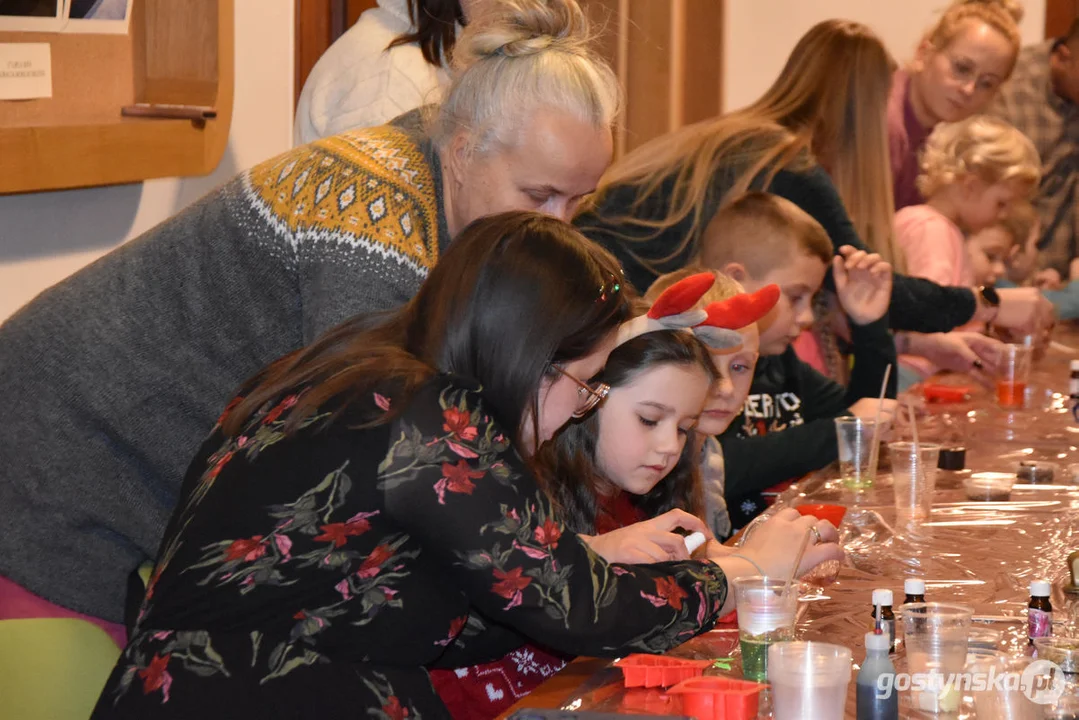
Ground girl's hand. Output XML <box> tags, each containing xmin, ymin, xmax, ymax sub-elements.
<box><xmin>834</xmin><ymin>247</ymin><xmax>893</xmax><ymax>326</ymax></box>
<box><xmin>702</xmin><ymin>538</ymin><xmax>734</xmax><ymax>559</ymax></box>
<box><xmin>720</xmin><ymin>508</ymin><xmax>844</xmax><ymax>580</ymax></box>
<box><xmin>580</xmin><ymin>509</ymin><xmax>713</xmax><ymax>564</ymax></box>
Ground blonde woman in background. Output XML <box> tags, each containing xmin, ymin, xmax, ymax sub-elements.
<box><xmin>890</xmin><ymin>0</ymin><xmax>1022</xmax><ymax>210</ymax></box>
<box><xmin>576</xmin><ymin>19</ymin><xmax>1050</xmax><ymax>380</ymax></box>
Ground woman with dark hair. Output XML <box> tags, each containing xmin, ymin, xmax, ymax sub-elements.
<box><xmin>89</xmin><ymin>212</ymin><xmax>841</xmax><ymax>717</ymax></box>
<box><xmin>295</xmin><ymin>0</ymin><xmax>471</xmax><ymax>144</ymax></box>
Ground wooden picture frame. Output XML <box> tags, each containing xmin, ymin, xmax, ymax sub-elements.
<box><xmin>0</xmin><ymin>0</ymin><xmax>234</xmax><ymax>195</ymax></box>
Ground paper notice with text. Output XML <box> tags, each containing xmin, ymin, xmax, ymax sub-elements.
<box><xmin>0</xmin><ymin>44</ymin><xmax>52</xmax><ymax>100</ymax></box>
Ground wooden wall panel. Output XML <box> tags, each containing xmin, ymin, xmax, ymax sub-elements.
<box><xmin>1046</xmin><ymin>0</ymin><xmax>1079</xmax><ymax>38</ymax></box>
<box><xmin>624</xmin><ymin>0</ymin><xmax>673</xmax><ymax>153</ymax></box>
<box><xmin>681</xmin><ymin>0</ymin><xmax>723</xmax><ymax>126</ymax></box>
<box><xmin>599</xmin><ymin>0</ymin><xmax>725</xmax><ymax>157</ymax></box>
<box><xmin>294</xmin><ymin>0</ymin><xmax>384</xmax><ymax>107</ymax></box>
<box><xmin>295</xmin><ymin>0</ymin><xmax>334</xmax><ymax>106</ymax></box>
<box><xmin>346</xmin><ymin>0</ymin><xmax>375</xmax><ymax>29</ymax></box>
<box><xmin>295</xmin><ymin>0</ymin><xmax>726</xmax><ymax>157</ymax></box>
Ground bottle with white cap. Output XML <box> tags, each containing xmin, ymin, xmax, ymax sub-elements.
<box><xmin>856</xmin><ymin>631</ymin><xmax>899</xmax><ymax>720</ymax></box>
<box><xmin>903</xmin><ymin>578</ymin><xmax>926</xmax><ymax>605</ymax></box>
<box><xmin>1070</xmin><ymin>360</ymin><xmax>1079</xmax><ymax>423</ymax></box>
<box><xmin>869</xmin><ymin>589</ymin><xmax>896</xmax><ymax>652</ymax></box>
<box><xmin>1029</xmin><ymin>579</ymin><xmax>1053</xmax><ymax>645</ymax></box>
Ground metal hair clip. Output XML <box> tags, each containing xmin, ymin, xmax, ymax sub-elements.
<box><xmin>597</xmin><ymin>274</ymin><xmax>623</xmax><ymax>303</ymax></box>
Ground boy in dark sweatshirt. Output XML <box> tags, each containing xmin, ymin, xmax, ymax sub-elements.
<box><xmin>701</xmin><ymin>193</ymin><xmax>898</xmax><ymax>527</ymax></box>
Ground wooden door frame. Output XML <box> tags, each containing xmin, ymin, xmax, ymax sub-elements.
<box><xmin>295</xmin><ymin>0</ymin><xmax>376</xmax><ymax>107</ymax></box>
<box><xmin>292</xmin><ymin>0</ymin><xmax>723</xmax><ymax>157</ymax></box>
<box><xmin>1046</xmin><ymin>0</ymin><xmax>1079</xmax><ymax>39</ymax></box>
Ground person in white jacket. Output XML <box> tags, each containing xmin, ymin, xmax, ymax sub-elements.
<box><xmin>294</xmin><ymin>0</ymin><xmax>472</xmax><ymax>145</ymax></box>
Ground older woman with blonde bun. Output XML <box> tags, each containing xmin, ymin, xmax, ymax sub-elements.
<box><xmin>0</xmin><ymin>0</ymin><xmax>621</xmax><ymax>649</ymax></box>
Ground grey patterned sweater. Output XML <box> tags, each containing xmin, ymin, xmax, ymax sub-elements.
<box><xmin>0</xmin><ymin>110</ymin><xmax>449</xmax><ymax>622</ymax></box>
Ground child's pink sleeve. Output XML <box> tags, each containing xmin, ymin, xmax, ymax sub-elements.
<box><xmin>894</xmin><ymin>208</ymin><xmax>967</xmax><ymax>287</ymax></box>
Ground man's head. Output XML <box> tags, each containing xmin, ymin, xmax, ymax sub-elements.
<box><xmin>699</xmin><ymin>192</ymin><xmax>832</xmax><ymax>356</ymax></box>
<box><xmin>1051</xmin><ymin>20</ymin><xmax>1079</xmax><ymax>106</ymax></box>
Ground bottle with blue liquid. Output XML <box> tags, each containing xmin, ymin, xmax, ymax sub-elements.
<box><xmin>856</xmin><ymin>631</ymin><xmax>899</xmax><ymax>720</ymax></box>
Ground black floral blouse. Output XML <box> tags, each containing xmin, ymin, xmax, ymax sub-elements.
<box><xmin>91</xmin><ymin>375</ymin><xmax>729</xmax><ymax>718</ymax></box>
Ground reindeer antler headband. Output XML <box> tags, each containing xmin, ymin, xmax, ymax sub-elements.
<box><xmin>615</xmin><ymin>273</ymin><xmax>780</xmax><ymax>351</ymax></box>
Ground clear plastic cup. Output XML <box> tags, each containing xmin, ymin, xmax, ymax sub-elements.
<box><xmin>889</xmin><ymin>442</ymin><xmax>941</xmax><ymax>522</ymax></box>
<box><xmin>902</xmin><ymin>602</ymin><xmax>973</xmax><ymax>713</ymax></box>
<box><xmin>965</xmin><ymin>651</ymin><xmax>1040</xmax><ymax>720</ymax></box>
<box><xmin>768</xmin><ymin>641</ymin><xmax>852</xmax><ymax>720</ymax></box>
<box><xmin>732</xmin><ymin>576</ymin><xmax>798</xmax><ymax>682</ymax></box>
<box><xmin>835</xmin><ymin>416</ymin><xmax>880</xmax><ymax>489</ymax></box>
<box><xmin>996</xmin><ymin>344</ymin><xmax>1033</xmax><ymax>409</ymax></box>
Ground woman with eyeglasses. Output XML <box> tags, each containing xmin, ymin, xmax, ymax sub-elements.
<box><xmin>90</xmin><ymin>212</ymin><xmax>842</xmax><ymax>718</ymax></box>
<box><xmin>890</xmin><ymin>0</ymin><xmax>1022</xmax><ymax>211</ymax></box>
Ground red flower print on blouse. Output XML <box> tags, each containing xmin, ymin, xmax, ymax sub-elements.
<box><xmin>492</xmin><ymin>566</ymin><xmax>532</xmax><ymax>611</ymax></box>
<box><xmin>262</xmin><ymin>393</ymin><xmax>300</xmax><ymax>425</ymax></box>
<box><xmin>383</xmin><ymin>695</ymin><xmax>408</xmax><ymax>720</ymax></box>
<box><xmin>434</xmin><ymin>615</ymin><xmax>468</xmax><ymax>646</ymax></box>
<box><xmin>653</xmin><ymin>576</ymin><xmax>688</xmax><ymax>611</ymax></box>
<box><xmin>314</xmin><ymin>515</ymin><xmax>373</xmax><ymax>548</ymax></box>
<box><xmin>138</xmin><ymin>653</ymin><xmax>173</xmax><ymax>702</ymax></box>
<box><xmin>207</xmin><ymin>451</ymin><xmax>235</xmax><ymax>481</ymax></box>
<box><xmin>216</xmin><ymin>396</ymin><xmax>243</xmax><ymax>427</ymax></box>
<box><xmin>533</xmin><ymin>519</ymin><xmax>562</xmax><ymax>548</ymax></box>
<box><xmin>225</xmin><ymin>535</ymin><xmax>266</xmax><ymax>562</ymax></box>
<box><xmin>433</xmin><ymin>461</ymin><xmax>484</xmax><ymax>504</ymax></box>
<box><xmin>492</xmin><ymin>567</ymin><xmax>532</xmax><ymax>599</ymax></box>
<box><xmin>356</xmin><ymin>544</ymin><xmax>394</xmax><ymax>579</ymax></box>
<box><xmin>442</xmin><ymin>407</ymin><xmax>478</xmax><ymax>442</ymax></box>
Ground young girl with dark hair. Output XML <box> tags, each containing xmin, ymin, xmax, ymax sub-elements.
<box><xmin>428</xmin><ymin>273</ymin><xmax>796</xmax><ymax>719</ymax></box>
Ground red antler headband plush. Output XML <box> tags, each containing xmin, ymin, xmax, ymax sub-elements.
<box><xmin>615</xmin><ymin>272</ymin><xmax>781</xmax><ymax>351</ymax></box>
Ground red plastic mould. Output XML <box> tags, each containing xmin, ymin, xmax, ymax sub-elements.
<box><xmin>614</xmin><ymin>654</ymin><xmax>713</xmax><ymax>688</ymax></box>
<box><xmin>795</xmin><ymin>503</ymin><xmax>847</xmax><ymax>527</ymax></box>
<box><xmin>668</xmin><ymin>676</ymin><xmax>768</xmax><ymax>720</ymax></box>
<box><xmin>923</xmin><ymin>383</ymin><xmax>972</xmax><ymax>404</ymax></box>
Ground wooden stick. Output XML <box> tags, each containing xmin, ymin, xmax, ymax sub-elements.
<box><xmin>908</xmin><ymin>397</ymin><xmax>920</xmax><ymax>450</ymax></box>
<box><xmin>866</xmin><ymin>364</ymin><xmax>892</xmax><ymax>483</ymax></box>
<box><xmin>784</xmin><ymin>528</ymin><xmax>812</xmax><ymax>596</ymax></box>
<box><xmin>907</xmin><ymin>397</ymin><xmax>928</xmax><ymax>498</ymax></box>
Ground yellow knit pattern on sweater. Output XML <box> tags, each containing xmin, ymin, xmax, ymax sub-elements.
<box><xmin>245</xmin><ymin>125</ymin><xmax>440</xmax><ymax>273</ymax></box>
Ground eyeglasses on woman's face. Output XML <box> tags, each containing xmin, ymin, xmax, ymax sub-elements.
<box><xmin>943</xmin><ymin>51</ymin><xmax>1003</xmax><ymax>95</ymax></box>
<box><xmin>552</xmin><ymin>364</ymin><xmax>610</xmax><ymax>418</ymax></box>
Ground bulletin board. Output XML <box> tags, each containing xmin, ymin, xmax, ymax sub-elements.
<box><xmin>0</xmin><ymin>0</ymin><xmax>234</xmax><ymax>194</ymax></box>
